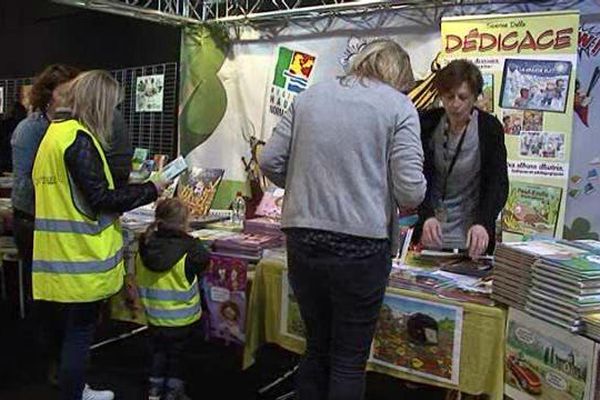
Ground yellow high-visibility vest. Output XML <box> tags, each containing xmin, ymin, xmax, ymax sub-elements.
<box><xmin>32</xmin><ymin>119</ymin><xmax>124</xmax><ymax>303</ymax></box>
<box><xmin>136</xmin><ymin>253</ymin><xmax>201</xmax><ymax>327</ymax></box>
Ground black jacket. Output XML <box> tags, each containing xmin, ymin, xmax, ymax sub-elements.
<box><xmin>54</xmin><ymin>110</ymin><xmax>132</xmax><ymax>188</ymax></box>
<box><xmin>139</xmin><ymin>227</ymin><xmax>210</xmax><ymax>285</ymax></box>
<box><xmin>64</xmin><ymin>129</ymin><xmax>157</xmax><ymax>214</ymax></box>
<box><xmin>106</xmin><ymin>109</ymin><xmax>133</xmax><ymax>188</ymax></box>
<box><xmin>414</xmin><ymin>108</ymin><xmax>509</xmax><ymax>254</ymax></box>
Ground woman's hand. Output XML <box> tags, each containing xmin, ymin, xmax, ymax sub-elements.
<box><xmin>421</xmin><ymin>217</ymin><xmax>443</xmax><ymax>249</ymax></box>
<box><xmin>466</xmin><ymin>224</ymin><xmax>489</xmax><ymax>259</ymax></box>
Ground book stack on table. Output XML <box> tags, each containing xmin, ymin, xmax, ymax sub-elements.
<box><xmin>492</xmin><ymin>240</ymin><xmax>590</xmax><ymax>310</ymax></box>
<box><xmin>526</xmin><ymin>240</ymin><xmax>600</xmax><ymax>334</ymax></box>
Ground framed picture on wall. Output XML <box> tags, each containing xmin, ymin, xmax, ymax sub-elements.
<box><xmin>135</xmin><ymin>74</ymin><xmax>164</xmax><ymax>112</ymax></box>
<box><xmin>0</xmin><ymin>86</ymin><xmax>4</xmax><ymax>114</ymax></box>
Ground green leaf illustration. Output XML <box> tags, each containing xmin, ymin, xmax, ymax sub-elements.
<box><xmin>179</xmin><ymin>25</ymin><xmax>231</xmax><ymax>155</ymax></box>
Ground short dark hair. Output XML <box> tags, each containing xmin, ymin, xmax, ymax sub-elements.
<box><xmin>434</xmin><ymin>59</ymin><xmax>483</xmax><ymax>97</ymax></box>
<box><xmin>29</xmin><ymin>64</ymin><xmax>80</xmax><ymax>112</ymax></box>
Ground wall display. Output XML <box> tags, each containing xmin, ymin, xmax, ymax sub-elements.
<box><xmin>136</xmin><ymin>74</ymin><xmax>164</xmax><ymax>112</ymax></box>
<box><xmin>564</xmin><ymin>23</ymin><xmax>600</xmax><ymax>241</ymax></box>
<box><xmin>505</xmin><ymin>308</ymin><xmax>595</xmax><ymax>400</ymax></box>
<box><xmin>203</xmin><ymin>254</ymin><xmax>248</xmax><ymax>345</ymax></box>
<box><xmin>280</xmin><ymin>275</ymin><xmax>305</xmax><ymax>341</ymax></box>
<box><xmin>369</xmin><ymin>293</ymin><xmax>463</xmax><ymax>385</ymax></box>
<box><xmin>442</xmin><ymin>10</ymin><xmax>579</xmax><ymax>240</ymax></box>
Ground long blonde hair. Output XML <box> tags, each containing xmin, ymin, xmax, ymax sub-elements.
<box><xmin>69</xmin><ymin>70</ymin><xmax>119</xmax><ymax>149</ymax></box>
<box><xmin>347</xmin><ymin>39</ymin><xmax>415</xmax><ymax>93</ymax></box>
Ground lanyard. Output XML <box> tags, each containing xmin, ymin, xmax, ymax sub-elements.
<box><xmin>441</xmin><ymin>126</ymin><xmax>467</xmax><ymax>201</ymax></box>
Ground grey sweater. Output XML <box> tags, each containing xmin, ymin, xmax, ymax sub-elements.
<box><xmin>259</xmin><ymin>77</ymin><xmax>426</xmax><ymax>240</ymax></box>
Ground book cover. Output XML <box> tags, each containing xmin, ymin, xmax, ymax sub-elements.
<box><xmin>177</xmin><ymin>168</ymin><xmax>225</xmax><ymax>217</ymax></box>
<box><xmin>502</xmin><ymin>183</ymin><xmax>563</xmax><ymax>237</ymax></box>
<box><xmin>505</xmin><ymin>308</ymin><xmax>595</xmax><ymax>400</ymax></box>
<box><xmin>203</xmin><ymin>254</ymin><xmax>248</xmax><ymax>346</ymax></box>
<box><xmin>501</xmin><ymin>59</ymin><xmax>572</xmax><ymax>113</ymax></box>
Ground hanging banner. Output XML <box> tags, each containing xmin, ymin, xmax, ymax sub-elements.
<box><xmin>441</xmin><ymin>10</ymin><xmax>580</xmax><ymax>241</ymax></box>
<box><xmin>563</xmin><ymin>23</ymin><xmax>600</xmax><ymax>241</ymax></box>
<box><xmin>180</xmin><ymin>22</ymin><xmax>440</xmax><ymax>208</ymax></box>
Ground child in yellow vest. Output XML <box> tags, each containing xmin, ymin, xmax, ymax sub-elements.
<box><xmin>136</xmin><ymin>198</ymin><xmax>210</xmax><ymax>400</ymax></box>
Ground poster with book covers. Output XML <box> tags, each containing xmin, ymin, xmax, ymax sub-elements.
<box><xmin>369</xmin><ymin>293</ymin><xmax>463</xmax><ymax>385</ymax></box>
<box><xmin>563</xmin><ymin>23</ymin><xmax>600</xmax><ymax>242</ymax></box>
<box><xmin>502</xmin><ymin>181</ymin><xmax>563</xmax><ymax>237</ymax></box>
<box><xmin>441</xmin><ymin>11</ymin><xmax>579</xmax><ymax>241</ymax></box>
<box><xmin>203</xmin><ymin>254</ymin><xmax>248</xmax><ymax>345</ymax></box>
<box><xmin>505</xmin><ymin>308</ymin><xmax>595</xmax><ymax>400</ymax></box>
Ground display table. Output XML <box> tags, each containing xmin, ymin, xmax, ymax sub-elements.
<box><xmin>243</xmin><ymin>257</ymin><xmax>507</xmax><ymax>400</ymax></box>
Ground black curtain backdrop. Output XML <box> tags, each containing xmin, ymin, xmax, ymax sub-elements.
<box><xmin>0</xmin><ymin>0</ymin><xmax>180</xmax><ymax>78</ymax></box>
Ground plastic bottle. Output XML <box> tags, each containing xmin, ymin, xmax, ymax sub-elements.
<box><xmin>231</xmin><ymin>191</ymin><xmax>246</xmax><ymax>227</ymax></box>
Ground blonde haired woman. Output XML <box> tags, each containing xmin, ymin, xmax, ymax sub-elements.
<box><xmin>32</xmin><ymin>70</ymin><xmax>162</xmax><ymax>400</ymax></box>
<box><xmin>260</xmin><ymin>39</ymin><xmax>426</xmax><ymax>400</ymax></box>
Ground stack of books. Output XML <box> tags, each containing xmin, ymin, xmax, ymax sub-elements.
<box><xmin>492</xmin><ymin>242</ymin><xmax>538</xmax><ymax>309</ymax></box>
<box><xmin>492</xmin><ymin>240</ymin><xmax>586</xmax><ymax>310</ymax></box>
<box><xmin>584</xmin><ymin>314</ymin><xmax>600</xmax><ymax>341</ymax></box>
<box><xmin>244</xmin><ymin>217</ymin><xmax>284</xmax><ymax>240</ymax></box>
<box><xmin>526</xmin><ymin>240</ymin><xmax>600</xmax><ymax>333</ymax></box>
<box><xmin>190</xmin><ymin>229</ymin><xmax>237</xmax><ymax>246</ymax></box>
<box><xmin>213</xmin><ymin>232</ymin><xmax>283</xmax><ymax>259</ymax></box>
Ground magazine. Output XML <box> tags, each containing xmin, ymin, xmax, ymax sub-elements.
<box><xmin>501</xmin><ymin>59</ymin><xmax>572</xmax><ymax>113</ymax></box>
<box><xmin>502</xmin><ymin>182</ymin><xmax>563</xmax><ymax>237</ymax></box>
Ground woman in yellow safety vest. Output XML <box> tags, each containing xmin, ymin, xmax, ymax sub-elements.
<box><xmin>32</xmin><ymin>70</ymin><xmax>164</xmax><ymax>400</ymax></box>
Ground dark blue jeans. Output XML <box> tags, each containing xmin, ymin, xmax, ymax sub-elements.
<box><xmin>287</xmin><ymin>238</ymin><xmax>391</xmax><ymax>400</ymax></box>
<box><xmin>149</xmin><ymin>325</ymin><xmax>191</xmax><ymax>380</ymax></box>
<box><xmin>59</xmin><ymin>301</ymin><xmax>100</xmax><ymax>400</ymax></box>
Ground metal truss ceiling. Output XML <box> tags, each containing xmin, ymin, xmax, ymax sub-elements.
<box><xmin>52</xmin><ymin>0</ymin><xmax>541</xmax><ymax>25</ymax></box>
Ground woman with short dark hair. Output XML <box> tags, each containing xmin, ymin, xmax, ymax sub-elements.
<box><xmin>415</xmin><ymin>59</ymin><xmax>508</xmax><ymax>257</ymax></box>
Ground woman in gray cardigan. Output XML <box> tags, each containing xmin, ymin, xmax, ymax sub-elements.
<box><xmin>259</xmin><ymin>39</ymin><xmax>426</xmax><ymax>400</ymax></box>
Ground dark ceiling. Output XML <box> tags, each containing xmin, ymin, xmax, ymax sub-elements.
<box><xmin>0</xmin><ymin>0</ymin><xmax>181</xmax><ymax>78</ymax></box>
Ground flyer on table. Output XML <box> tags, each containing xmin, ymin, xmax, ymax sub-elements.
<box><xmin>441</xmin><ymin>11</ymin><xmax>579</xmax><ymax>241</ymax></box>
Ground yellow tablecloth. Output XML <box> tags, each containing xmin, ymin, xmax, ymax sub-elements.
<box><xmin>243</xmin><ymin>257</ymin><xmax>507</xmax><ymax>400</ymax></box>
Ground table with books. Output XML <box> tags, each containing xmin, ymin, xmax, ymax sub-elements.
<box><xmin>243</xmin><ymin>251</ymin><xmax>508</xmax><ymax>399</ymax></box>
<box><xmin>491</xmin><ymin>239</ymin><xmax>600</xmax><ymax>400</ymax></box>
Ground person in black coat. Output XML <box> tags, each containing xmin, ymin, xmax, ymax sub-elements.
<box><xmin>0</xmin><ymin>102</ymin><xmax>27</xmax><ymax>172</ymax></box>
<box><xmin>415</xmin><ymin>60</ymin><xmax>508</xmax><ymax>257</ymax></box>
